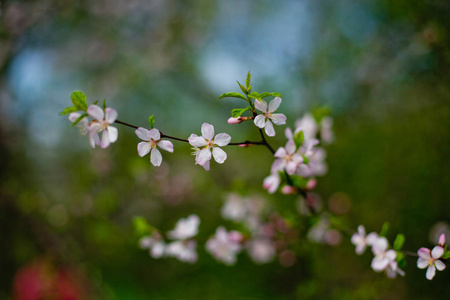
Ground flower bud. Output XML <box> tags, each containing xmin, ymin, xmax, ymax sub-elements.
<box><xmin>281</xmin><ymin>185</ymin><xmax>297</xmax><ymax>194</ymax></box>
<box><xmin>228</xmin><ymin>117</ymin><xmax>242</xmax><ymax>124</ymax></box>
<box><xmin>439</xmin><ymin>233</ymin><xmax>446</xmax><ymax>247</ymax></box>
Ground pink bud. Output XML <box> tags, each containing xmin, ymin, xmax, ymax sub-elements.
<box><xmin>228</xmin><ymin>117</ymin><xmax>242</xmax><ymax>124</ymax></box>
<box><xmin>281</xmin><ymin>185</ymin><xmax>297</xmax><ymax>194</ymax></box>
<box><xmin>306</xmin><ymin>179</ymin><xmax>317</xmax><ymax>190</ymax></box>
<box><xmin>439</xmin><ymin>233</ymin><xmax>446</xmax><ymax>247</ymax></box>
<box><xmin>228</xmin><ymin>230</ymin><xmax>244</xmax><ymax>243</ymax></box>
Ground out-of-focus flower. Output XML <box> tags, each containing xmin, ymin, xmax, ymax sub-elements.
<box><xmin>68</xmin><ymin>112</ymin><xmax>89</xmax><ymax>135</ymax></box>
<box><xmin>247</xmin><ymin>238</ymin><xmax>276</xmax><ymax>264</ymax></box>
<box><xmin>386</xmin><ymin>260</ymin><xmax>405</xmax><ymax>278</ymax></box>
<box><xmin>263</xmin><ymin>173</ymin><xmax>280</xmax><ymax>194</ymax></box>
<box><xmin>320</xmin><ymin>116</ymin><xmax>334</xmax><ymax>144</ymax></box>
<box><xmin>165</xmin><ymin>240</ymin><xmax>198</xmax><ymax>263</ymax></box>
<box><xmin>351</xmin><ymin>225</ymin><xmax>379</xmax><ymax>255</ymax></box>
<box><xmin>135</xmin><ymin>127</ymin><xmax>174</xmax><ymax>166</ymax></box>
<box><xmin>417</xmin><ymin>241</ymin><xmax>446</xmax><ymax>280</ymax></box>
<box><xmin>188</xmin><ymin>123</ymin><xmax>231</xmax><ymax>169</ymax></box>
<box><xmin>139</xmin><ymin>234</ymin><xmax>165</xmax><ymax>258</ymax></box>
<box><xmin>206</xmin><ymin>227</ymin><xmax>243</xmax><ymax>265</ymax></box>
<box><xmin>371</xmin><ymin>237</ymin><xmax>397</xmax><ymax>272</ymax></box>
<box><xmin>272</xmin><ymin>139</ymin><xmax>304</xmax><ymax>175</ymax></box>
<box><xmin>167</xmin><ymin>214</ymin><xmax>200</xmax><ymax>240</ymax></box>
<box><xmin>295</xmin><ymin>113</ymin><xmax>317</xmax><ymax>140</ymax></box>
<box><xmin>221</xmin><ymin>193</ymin><xmax>247</xmax><ymax>222</ymax></box>
<box><xmin>87</xmin><ymin>105</ymin><xmax>118</xmax><ymax>148</ymax></box>
<box><xmin>254</xmin><ymin>97</ymin><xmax>286</xmax><ymax>137</ymax></box>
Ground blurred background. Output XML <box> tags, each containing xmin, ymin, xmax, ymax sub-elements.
<box><xmin>1</xmin><ymin>0</ymin><xmax>449</xmax><ymax>299</ymax></box>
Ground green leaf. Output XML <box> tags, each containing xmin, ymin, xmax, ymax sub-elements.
<box><xmin>133</xmin><ymin>216</ymin><xmax>151</xmax><ymax>236</ymax></box>
<box><xmin>231</xmin><ymin>107</ymin><xmax>251</xmax><ymax>118</ymax></box>
<box><xmin>302</xmin><ymin>155</ymin><xmax>309</xmax><ymax>165</ymax></box>
<box><xmin>247</xmin><ymin>91</ymin><xmax>260</xmax><ymax>100</ymax></box>
<box><xmin>393</xmin><ymin>233</ymin><xmax>405</xmax><ymax>250</ymax></box>
<box><xmin>70</xmin><ymin>113</ymin><xmax>88</xmax><ymax>127</ymax></box>
<box><xmin>289</xmin><ymin>175</ymin><xmax>309</xmax><ymax>189</ymax></box>
<box><xmin>93</xmin><ymin>100</ymin><xmax>99</xmax><ymax>105</ymax></box>
<box><xmin>237</xmin><ymin>81</ymin><xmax>248</xmax><ymax>95</ymax></box>
<box><xmin>379</xmin><ymin>222</ymin><xmax>390</xmax><ymax>237</ymax></box>
<box><xmin>396</xmin><ymin>252</ymin><xmax>407</xmax><ymax>268</ymax></box>
<box><xmin>246</xmin><ymin>71</ymin><xmax>251</xmax><ymax>89</ymax></box>
<box><xmin>217</xmin><ymin>92</ymin><xmax>247</xmax><ymax>101</ymax></box>
<box><xmin>102</xmin><ymin>99</ymin><xmax>106</xmax><ymax>111</ymax></box>
<box><xmin>294</xmin><ymin>130</ymin><xmax>305</xmax><ymax>148</ymax></box>
<box><xmin>443</xmin><ymin>250</ymin><xmax>450</xmax><ymax>259</ymax></box>
<box><xmin>148</xmin><ymin>115</ymin><xmax>155</xmax><ymax>129</ymax></box>
<box><xmin>59</xmin><ymin>106</ymin><xmax>78</xmax><ymax>115</ymax></box>
<box><xmin>70</xmin><ymin>91</ymin><xmax>88</xmax><ymax>110</ymax></box>
<box><xmin>259</xmin><ymin>92</ymin><xmax>281</xmax><ymax>99</ymax></box>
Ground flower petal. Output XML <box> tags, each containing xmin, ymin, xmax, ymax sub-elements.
<box><xmin>212</xmin><ymin>147</ymin><xmax>227</xmax><ymax>164</ymax></box>
<box><xmin>100</xmin><ymin>130</ymin><xmax>111</xmax><ymax>148</ymax></box>
<box><xmin>201</xmin><ymin>160</ymin><xmax>210</xmax><ymax>171</ymax></box>
<box><xmin>271</xmin><ymin>158</ymin><xmax>285</xmax><ymax>173</ymax></box>
<box><xmin>148</xmin><ymin>128</ymin><xmax>160</xmax><ymax>141</ymax></box>
<box><xmin>426</xmin><ymin>265</ymin><xmax>436</xmax><ymax>280</ymax></box>
<box><xmin>151</xmin><ymin>148</ymin><xmax>162</xmax><ymax>166</ymax></box>
<box><xmin>197</xmin><ymin>148</ymin><xmax>211</xmax><ymax>166</ymax></box>
<box><xmin>87</xmin><ymin>105</ymin><xmax>104</xmax><ymax>121</ymax></box>
<box><xmin>254</xmin><ymin>99</ymin><xmax>267</xmax><ymax>113</ymax></box>
<box><xmin>286</xmin><ymin>161</ymin><xmax>299</xmax><ymax>175</ymax></box>
<box><xmin>270</xmin><ymin>113</ymin><xmax>287</xmax><ymax>125</ymax></box>
<box><xmin>268</xmin><ymin>97</ymin><xmax>282</xmax><ymax>112</ymax></box>
<box><xmin>254</xmin><ymin>115</ymin><xmax>266</xmax><ymax>128</ymax></box>
<box><xmin>431</xmin><ymin>246</ymin><xmax>444</xmax><ymax>259</ymax></box>
<box><xmin>135</xmin><ymin>127</ymin><xmax>151</xmax><ymax>141</ymax></box>
<box><xmin>417</xmin><ymin>257</ymin><xmax>429</xmax><ymax>269</ymax></box>
<box><xmin>158</xmin><ymin>140</ymin><xmax>174</xmax><ymax>153</ymax></box>
<box><xmin>107</xmin><ymin>126</ymin><xmax>118</xmax><ymax>143</ymax></box>
<box><xmin>214</xmin><ymin>133</ymin><xmax>231</xmax><ymax>146</ymax></box>
<box><xmin>105</xmin><ymin>107</ymin><xmax>118</xmax><ymax>124</ymax></box>
<box><xmin>435</xmin><ymin>260</ymin><xmax>446</xmax><ymax>271</ymax></box>
<box><xmin>285</xmin><ymin>139</ymin><xmax>296</xmax><ymax>154</ymax></box>
<box><xmin>201</xmin><ymin>123</ymin><xmax>215</xmax><ymax>140</ymax></box>
<box><xmin>274</xmin><ymin>147</ymin><xmax>287</xmax><ymax>158</ymax></box>
<box><xmin>264</xmin><ymin>120</ymin><xmax>275</xmax><ymax>137</ymax></box>
<box><xmin>89</xmin><ymin>132</ymin><xmax>100</xmax><ymax>148</ymax></box>
<box><xmin>68</xmin><ymin>112</ymin><xmax>81</xmax><ymax>122</ymax></box>
<box><xmin>418</xmin><ymin>247</ymin><xmax>431</xmax><ymax>259</ymax></box>
<box><xmin>188</xmin><ymin>135</ymin><xmax>207</xmax><ymax>147</ymax></box>
<box><xmin>371</xmin><ymin>256</ymin><xmax>389</xmax><ymax>271</ymax></box>
<box><xmin>137</xmin><ymin>142</ymin><xmax>151</xmax><ymax>157</ymax></box>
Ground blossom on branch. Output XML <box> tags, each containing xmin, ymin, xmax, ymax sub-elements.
<box><xmin>254</xmin><ymin>97</ymin><xmax>286</xmax><ymax>137</ymax></box>
<box><xmin>417</xmin><ymin>235</ymin><xmax>446</xmax><ymax>280</ymax></box>
<box><xmin>68</xmin><ymin>112</ymin><xmax>89</xmax><ymax>135</ymax></box>
<box><xmin>272</xmin><ymin>139</ymin><xmax>304</xmax><ymax>175</ymax></box>
<box><xmin>168</xmin><ymin>214</ymin><xmax>200</xmax><ymax>240</ymax></box>
<box><xmin>135</xmin><ymin>127</ymin><xmax>174</xmax><ymax>167</ymax></box>
<box><xmin>188</xmin><ymin>123</ymin><xmax>231</xmax><ymax>170</ymax></box>
<box><xmin>370</xmin><ymin>236</ymin><xmax>397</xmax><ymax>272</ymax></box>
<box><xmin>87</xmin><ymin>105</ymin><xmax>118</xmax><ymax>149</ymax></box>
<box><xmin>351</xmin><ymin>225</ymin><xmax>378</xmax><ymax>255</ymax></box>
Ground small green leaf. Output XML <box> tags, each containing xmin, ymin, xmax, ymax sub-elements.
<box><xmin>70</xmin><ymin>113</ymin><xmax>88</xmax><ymax>127</ymax></box>
<box><xmin>443</xmin><ymin>250</ymin><xmax>450</xmax><ymax>259</ymax></box>
<box><xmin>59</xmin><ymin>106</ymin><xmax>78</xmax><ymax>115</ymax></box>
<box><xmin>396</xmin><ymin>252</ymin><xmax>407</xmax><ymax>268</ymax></box>
<box><xmin>289</xmin><ymin>175</ymin><xmax>309</xmax><ymax>189</ymax></box>
<box><xmin>148</xmin><ymin>115</ymin><xmax>155</xmax><ymax>129</ymax></box>
<box><xmin>246</xmin><ymin>71</ymin><xmax>251</xmax><ymax>89</ymax></box>
<box><xmin>247</xmin><ymin>91</ymin><xmax>260</xmax><ymax>100</ymax></box>
<box><xmin>231</xmin><ymin>107</ymin><xmax>251</xmax><ymax>118</ymax></box>
<box><xmin>393</xmin><ymin>233</ymin><xmax>405</xmax><ymax>250</ymax></box>
<box><xmin>217</xmin><ymin>92</ymin><xmax>247</xmax><ymax>101</ymax></box>
<box><xmin>102</xmin><ymin>99</ymin><xmax>106</xmax><ymax>110</ymax></box>
<box><xmin>380</xmin><ymin>222</ymin><xmax>390</xmax><ymax>237</ymax></box>
<box><xmin>70</xmin><ymin>91</ymin><xmax>88</xmax><ymax>110</ymax></box>
<box><xmin>133</xmin><ymin>216</ymin><xmax>150</xmax><ymax>236</ymax></box>
<box><xmin>294</xmin><ymin>130</ymin><xmax>305</xmax><ymax>148</ymax></box>
<box><xmin>237</xmin><ymin>81</ymin><xmax>248</xmax><ymax>95</ymax></box>
<box><xmin>302</xmin><ymin>155</ymin><xmax>309</xmax><ymax>165</ymax></box>
<box><xmin>93</xmin><ymin>100</ymin><xmax>99</xmax><ymax>105</ymax></box>
<box><xmin>259</xmin><ymin>92</ymin><xmax>281</xmax><ymax>99</ymax></box>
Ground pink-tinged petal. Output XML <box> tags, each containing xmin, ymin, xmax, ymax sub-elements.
<box><xmin>426</xmin><ymin>265</ymin><xmax>436</xmax><ymax>280</ymax></box>
<box><xmin>188</xmin><ymin>135</ymin><xmax>207</xmax><ymax>147</ymax></box>
<box><xmin>254</xmin><ymin>99</ymin><xmax>267</xmax><ymax>113</ymax></box>
<box><xmin>366</xmin><ymin>233</ymin><xmax>378</xmax><ymax>245</ymax></box>
<box><xmin>151</xmin><ymin>243</ymin><xmax>165</xmax><ymax>258</ymax></box>
<box><xmin>105</xmin><ymin>107</ymin><xmax>118</xmax><ymax>124</ymax></box>
<box><xmin>107</xmin><ymin>126</ymin><xmax>118</xmax><ymax>143</ymax></box>
<box><xmin>201</xmin><ymin>160</ymin><xmax>210</xmax><ymax>171</ymax></box>
<box><xmin>264</xmin><ymin>120</ymin><xmax>275</xmax><ymax>137</ymax></box>
<box><xmin>271</xmin><ymin>158</ymin><xmax>285</xmax><ymax>173</ymax></box>
<box><xmin>418</xmin><ymin>247</ymin><xmax>431</xmax><ymax>259</ymax></box>
<box><xmin>385</xmin><ymin>250</ymin><xmax>397</xmax><ymax>261</ymax></box>
<box><xmin>285</xmin><ymin>139</ymin><xmax>296</xmax><ymax>154</ymax></box>
<box><xmin>274</xmin><ymin>147</ymin><xmax>287</xmax><ymax>158</ymax></box>
<box><xmin>270</xmin><ymin>113</ymin><xmax>287</xmax><ymax>125</ymax></box>
<box><xmin>439</xmin><ymin>234</ymin><xmax>446</xmax><ymax>246</ymax></box>
<box><xmin>291</xmin><ymin>153</ymin><xmax>304</xmax><ymax>164</ymax></box>
<box><xmin>150</xmin><ymin>148</ymin><xmax>162</xmax><ymax>166</ymax></box>
<box><xmin>87</xmin><ymin>105</ymin><xmax>104</xmax><ymax>121</ymax></box>
<box><xmin>286</xmin><ymin>161</ymin><xmax>298</xmax><ymax>175</ymax></box>
<box><xmin>135</xmin><ymin>127</ymin><xmax>151</xmax><ymax>141</ymax></box>
<box><xmin>371</xmin><ymin>237</ymin><xmax>388</xmax><ymax>254</ymax></box>
<box><xmin>148</xmin><ymin>128</ymin><xmax>160</xmax><ymax>141</ymax></box>
<box><xmin>254</xmin><ymin>115</ymin><xmax>266</xmax><ymax>128</ymax></box>
<box><xmin>417</xmin><ymin>257</ymin><xmax>429</xmax><ymax>269</ymax></box>
<box><xmin>214</xmin><ymin>133</ymin><xmax>231</xmax><ymax>146</ymax></box>
<box><xmin>90</xmin><ymin>132</ymin><xmax>100</xmax><ymax>148</ymax></box>
<box><xmin>431</xmin><ymin>246</ymin><xmax>444</xmax><ymax>259</ymax></box>
<box><xmin>100</xmin><ymin>131</ymin><xmax>110</xmax><ymax>149</ymax></box>
<box><xmin>268</xmin><ymin>97</ymin><xmax>282</xmax><ymax>112</ymax></box>
<box><xmin>89</xmin><ymin>122</ymin><xmax>101</xmax><ymax>133</ymax></box>
<box><xmin>285</xmin><ymin>127</ymin><xmax>293</xmax><ymax>139</ymax></box>
<box><xmin>371</xmin><ymin>257</ymin><xmax>389</xmax><ymax>271</ymax></box>
<box><xmin>197</xmin><ymin>148</ymin><xmax>211</xmax><ymax>165</ymax></box>
<box><xmin>212</xmin><ymin>147</ymin><xmax>227</xmax><ymax>164</ymax></box>
<box><xmin>137</xmin><ymin>142</ymin><xmax>151</xmax><ymax>157</ymax></box>
<box><xmin>435</xmin><ymin>260</ymin><xmax>446</xmax><ymax>271</ymax></box>
<box><xmin>68</xmin><ymin>112</ymin><xmax>81</xmax><ymax>122</ymax></box>
<box><xmin>158</xmin><ymin>140</ymin><xmax>174</xmax><ymax>153</ymax></box>
<box><xmin>201</xmin><ymin>123</ymin><xmax>215</xmax><ymax>140</ymax></box>
<box><xmin>263</xmin><ymin>174</ymin><xmax>280</xmax><ymax>194</ymax></box>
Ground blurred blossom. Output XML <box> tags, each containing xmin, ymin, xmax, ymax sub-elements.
<box><xmin>328</xmin><ymin>192</ymin><xmax>351</xmax><ymax>215</ymax></box>
<box><xmin>206</xmin><ymin>226</ymin><xmax>243</xmax><ymax>265</ymax></box>
<box><xmin>166</xmin><ymin>240</ymin><xmax>198</xmax><ymax>264</ymax></box>
<box><xmin>294</xmin><ymin>113</ymin><xmax>318</xmax><ymax>140</ymax></box>
<box><xmin>371</xmin><ymin>237</ymin><xmax>397</xmax><ymax>272</ymax></box>
<box><xmin>247</xmin><ymin>239</ymin><xmax>276</xmax><ymax>264</ymax></box>
<box><xmin>139</xmin><ymin>233</ymin><xmax>165</xmax><ymax>259</ymax></box>
<box><xmin>221</xmin><ymin>193</ymin><xmax>247</xmax><ymax>222</ymax></box>
<box><xmin>168</xmin><ymin>214</ymin><xmax>200</xmax><ymax>240</ymax></box>
<box><xmin>320</xmin><ymin>116</ymin><xmax>334</xmax><ymax>144</ymax></box>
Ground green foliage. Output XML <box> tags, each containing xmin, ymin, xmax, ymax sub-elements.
<box><xmin>245</xmin><ymin>71</ymin><xmax>251</xmax><ymax>89</ymax></box>
<box><xmin>148</xmin><ymin>115</ymin><xmax>155</xmax><ymax>129</ymax></box>
<box><xmin>259</xmin><ymin>92</ymin><xmax>281</xmax><ymax>99</ymax></box>
<box><xmin>71</xmin><ymin>91</ymin><xmax>88</xmax><ymax>111</ymax></box>
<box><xmin>294</xmin><ymin>130</ymin><xmax>305</xmax><ymax>148</ymax></box>
<box><xmin>396</xmin><ymin>252</ymin><xmax>407</xmax><ymax>268</ymax></box>
<box><xmin>379</xmin><ymin>222</ymin><xmax>390</xmax><ymax>237</ymax></box>
<box><xmin>312</xmin><ymin>106</ymin><xmax>332</xmax><ymax>123</ymax></box>
<box><xmin>237</xmin><ymin>81</ymin><xmax>248</xmax><ymax>95</ymax></box>
<box><xmin>59</xmin><ymin>106</ymin><xmax>78</xmax><ymax>115</ymax></box>
<box><xmin>102</xmin><ymin>99</ymin><xmax>107</xmax><ymax>110</ymax></box>
<box><xmin>133</xmin><ymin>216</ymin><xmax>152</xmax><ymax>236</ymax></box>
<box><xmin>393</xmin><ymin>233</ymin><xmax>405</xmax><ymax>250</ymax></box>
<box><xmin>231</xmin><ymin>107</ymin><xmax>251</xmax><ymax>118</ymax></box>
<box><xmin>217</xmin><ymin>92</ymin><xmax>247</xmax><ymax>101</ymax></box>
<box><xmin>442</xmin><ymin>249</ymin><xmax>450</xmax><ymax>259</ymax></box>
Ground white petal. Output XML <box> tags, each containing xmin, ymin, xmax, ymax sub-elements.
<box><xmin>212</xmin><ymin>147</ymin><xmax>227</xmax><ymax>164</ymax></box>
<box><xmin>418</xmin><ymin>248</ymin><xmax>431</xmax><ymax>259</ymax></box>
<box><xmin>137</xmin><ymin>142</ymin><xmax>151</xmax><ymax>157</ymax></box>
<box><xmin>90</xmin><ymin>132</ymin><xmax>100</xmax><ymax>148</ymax></box>
<box><xmin>264</xmin><ymin>120</ymin><xmax>275</xmax><ymax>137</ymax></box>
<box><xmin>426</xmin><ymin>265</ymin><xmax>436</xmax><ymax>280</ymax></box>
<box><xmin>148</xmin><ymin>128</ymin><xmax>160</xmax><ymax>141</ymax></box>
<box><xmin>371</xmin><ymin>257</ymin><xmax>389</xmax><ymax>271</ymax></box>
<box><xmin>197</xmin><ymin>148</ymin><xmax>211</xmax><ymax>165</ymax></box>
<box><xmin>270</xmin><ymin>113</ymin><xmax>287</xmax><ymax>125</ymax></box>
<box><xmin>417</xmin><ymin>257</ymin><xmax>429</xmax><ymax>269</ymax></box>
<box><xmin>135</xmin><ymin>127</ymin><xmax>151</xmax><ymax>141</ymax></box>
<box><xmin>100</xmin><ymin>131</ymin><xmax>110</xmax><ymax>148</ymax></box>
<box><xmin>254</xmin><ymin>115</ymin><xmax>266</xmax><ymax>128</ymax></box>
<box><xmin>188</xmin><ymin>135</ymin><xmax>207</xmax><ymax>147</ymax></box>
<box><xmin>201</xmin><ymin>123</ymin><xmax>215</xmax><ymax>140</ymax></box>
<box><xmin>431</xmin><ymin>246</ymin><xmax>444</xmax><ymax>259</ymax></box>
<box><xmin>105</xmin><ymin>107</ymin><xmax>118</xmax><ymax>124</ymax></box>
<box><xmin>285</xmin><ymin>139</ymin><xmax>296</xmax><ymax>154</ymax></box>
<box><xmin>274</xmin><ymin>147</ymin><xmax>287</xmax><ymax>158</ymax></box>
<box><xmin>158</xmin><ymin>140</ymin><xmax>174</xmax><ymax>153</ymax></box>
<box><xmin>366</xmin><ymin>233</ymin><xmax>378</xmax><ymax>245</ymax></box>
<box><xmin>201</xmin><ymin>160</ymin><xmax>210</xmax><ymax>171</ymax></box>
<box><xmin>271</xmin><ymin>158</ymin><xmax>285</xmax><ymax>173</ymax></box>
<box><xmin>87</xmin><ymin>105</ymin><xmax>104</xmax><ymax>121</ymax></box>
<box><xmin>263</xmin><ymin>174</ymin><xmax>280</xmax><ymax>194</ymax></box>
<box><xmin>268</xmin><ymin>97</ymin><xmax>282</xmax><ymax>112</ymax></box>
<box><xmin>286</xmin><ymin>161</ymin><xmax>298</xmax><ymax>175</ymax></box>
<box><xmin>285</xmin><ymin>127</ymin><xmax>293</xmax><ymax>139</ymax></box>
<box><xmin>107</xmin><ymin>126</ymin><xmax>118</xmax><ymax>143</ymax></box>
<box><xmin>435</xmin><ymin>260</ymin><xmax>446</xmax><ymax>271</ymax></box>
<box><xmin>214</xmin><ymin>133</ymin><xmax>231</xmax><ymax>146</ymax></box>
<box><xmin>291</xmin><ymin>153</ymin><xmax>304</xmax><ymax>164</ymax></box>
<box><xmin>372</xmin><ymin>237</ymin><xmax>388</xmax><ymax>254</ymax></box>
<box><xmin>385</xmin><ymin>250</ymin><xmax>397</xmax><ymax>261</ymax></box>
<box><xmin>68</xmin><ymin>112</ymin><xmax>81</xmax><ymax>122</ymax></box>
<box><xmin>151</xmin><ymin>243</ymin><xmax>165</xmax><ymax>258</ymax></box>
<box><xmin>254</xmin><ymin>99</ymin><xmax>267</xmax><ymax>113</ymax></box>
<box><xmin>151</xmin><ymin>148</ymin><xmax>162</xmax><ymax>166</ymax></box>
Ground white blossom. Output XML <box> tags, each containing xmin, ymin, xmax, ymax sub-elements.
<box><xmin>135</xmin><ymin>127</ymin><xmax>174</xmax><ymax>166</ymax></box>
<box><xmin>253</xmin><ymin>97</ymin><xmax>286</xmax><ymax>137</ymax></box>
<box><xmin>87</xmin><ymin>105</ymin><xmax>118</xmax><ymax>149</ymax></box>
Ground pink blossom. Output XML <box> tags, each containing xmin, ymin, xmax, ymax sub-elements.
<box><xmin>87</xmin><ymin>105</ymin><xmax>118</xmax><ymax>149</ymax></box>
<box><xmin>165</xmin><ymin>240</ymin><xmax>198</xmax><ymax>263</ymax></box>
<box><xmin>254</xmin><ymin>97</ymin><xmax>286</xmax><ymax>137</ymax></box>
<box><xmin>371</xmin><ymin>236</ymin><xmax>397</xmax><ymax>272</ymax></box>
<box><xmin>167</xmin><ymin>214</ymin><xmax>200</xmax><ymax>240</ymax></box>
<box><xmin>272</xmin><ymin>139</ymin><xmax>304</xmax><ymax>175</ymax></box>
<box><xmin>135</xmin><ymin>127</ymin><xmax>174</xmax><ymax>167</ymax></box>
<box><xmin>351</xmin><ymin>225</ymin><xmax>379</xmax><ymax>255</ymax></box>
<box><xmin>263</xmin><ymin>173</ymin><xmax>280</xmax><ymax>194</ymax></box>
<box><xmin>417</xmin><ymin>245</ymin><xmax>446</xmax><ymax>280</ymax></box>
<box><xmin>294</xmin><ymin>113</ymin><xmax>318</xmax><ymax>140</ymax></box>
<box><xmin>206</xmin><ymin>227</ymin><xmax>243</xmax><ymax>265</ymax></box>
<box><xmin>139</xmin><ymin>235</ymin><xmax>165</xmax><ymax>258</ymax></box>
<box><xmin>247</xmin><ymin>239</ymin><xmax>276</xmax><ymax>264</ymax></box>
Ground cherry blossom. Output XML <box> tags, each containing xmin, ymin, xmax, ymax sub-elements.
<box><xmin>188</xmin><ymin>123</ymin><xmax>231</xmax><ymax>169</ymax></box>
<box><xmin>206</xmin><ymin>227</ymin><xmax>243</xmax><ymax>265</ymax></box>
<box><xmin>221</xmin><ymin>193</ymin><xmax>247</xmax><ymax>222</ymax></box>
<box><xmin>351</xmin><ymin>225</ymin><xmax>379</xmax><ymax>255</ymax></box>
<box><xmin>371</xmin><ymin>236</ymin><xmax>397</xmax><ymax>272</ymax></box>
<box><xmin>263</xmin><ymin>173</ymin><xmax>281</xmax><ymax>194</ymax></box>
<box><xmin>417</xmin><ymin>242</ymin><xmax>446</xmax><ymax>280</ymax></box>
<box><xmin>139</xmin><ymin>234</ymin><xmax>165</xmax><ymax>258</ymax></box>
<box><xmin>254</xmin><ymin>97</ymin><xmax>286</xmax><ymax>137</ymax></box>
<box><xmin>386</xmin><ymin>260</ymin><xmax>405</xmax><ymax>278</ymax></box>
<box><xmin>167</xmin><ymin>214</ymin><xmax>200</xmax><ymax>240</ymax></box>
<box><xmin>320</xmin><ymin>116</ymin><xmax>334</xmax><ymax>144</ymax></box>
<box><xmin>87</xmin><ymin>105</ymin><xmax>118</xmax><ymax>149</ymax></box>
<box><xmin>165</xmin><ymin>240</ymin><xmax>198</xmax><ymax>263</ymax></box>
<box><xmin>135</xmin><ymin>127</ymin><xmax>174</xmax><ymax>167</ymax></box>
<box><xmin>247</xmin><ymin>238</ymin><xmax>276</xmax><ymax>264</ymax></box>
<box><xmin>294</xmin><ymin>113</ymin><xmax>318</xmax><ymax>140</ymax></box>
<box><xmin>272</xmin><ymin>139</ymin><xmax>304</xmax><ymax>175</ymax></box>
<box><xmin>68</xmin><ymin>112</ymin><xmax>89</xmax><ymax>135</ymax></box>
